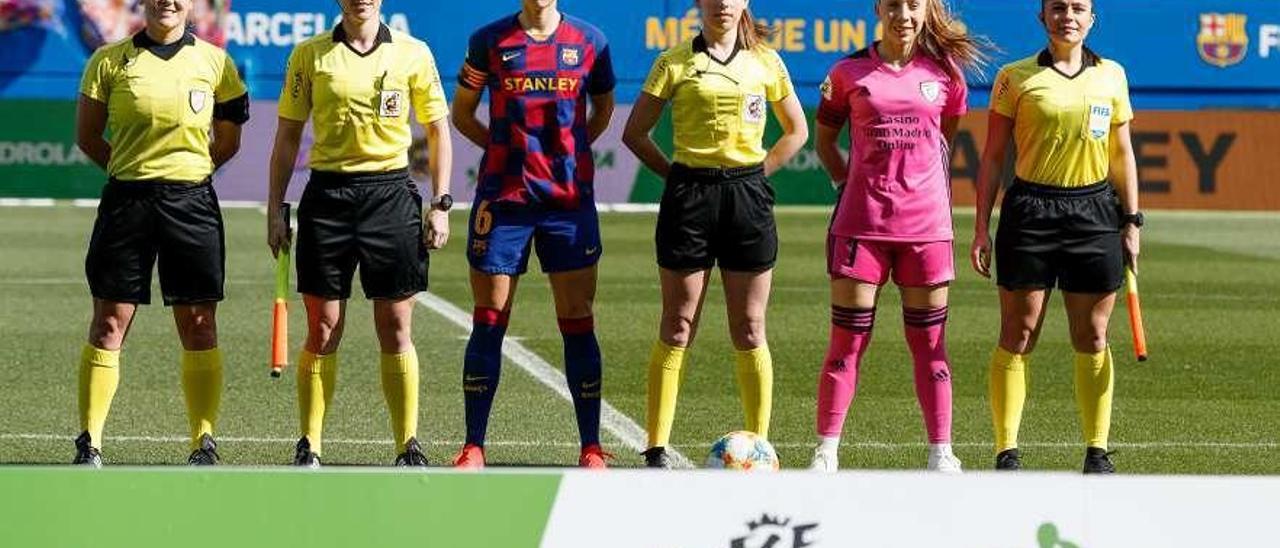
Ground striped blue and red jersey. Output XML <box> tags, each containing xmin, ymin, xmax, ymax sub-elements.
<box><xmin>459</xmin><ymin>13</ymin><xmax>615</xmax><ymax>210</ymax></box>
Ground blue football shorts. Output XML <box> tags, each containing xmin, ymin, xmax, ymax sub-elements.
<box><xmin>466</xmin><ymin>199</ymin><xmax>602</xmax><ymax>276</ymax></box>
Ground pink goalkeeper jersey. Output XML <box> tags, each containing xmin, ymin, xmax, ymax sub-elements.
<box><xmin>817</xmin><ymin>46</ymin><xmax>968</xmax><ymax>242</ymax></box>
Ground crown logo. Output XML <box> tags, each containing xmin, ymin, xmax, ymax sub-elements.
<box><xmin>747</xmin><ymin>514</ymin><xmax>791</xmax><ymax>531</ymax></box>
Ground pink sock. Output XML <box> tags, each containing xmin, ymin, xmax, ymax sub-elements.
<box><xmin>904</xmin><ymin>306</ymin><xmax>953</xmax><ymax>443</ymax></box>
<box><xmin>816</xmin><ymin>306</ymin><xmax>875</xmax><ymax>437</ymax></box>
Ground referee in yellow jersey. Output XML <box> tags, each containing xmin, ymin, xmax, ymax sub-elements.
<box><xmin>623</xmin><ymin>0</ymin><xmax>808</xmax><ymax>468</ymax></box>
<box><xmin>267</xmin><ymin>0</ymin><xmax>452</xmax><ymax>468</ymax></box>
<box><xmin>971</xmin><ymin>0</ymin><xmax>1141</xmax><ymax>474</ymax></box>
<box><xmin>73</xmin><ymin>0</ymin><xmax>249</xmax><ymax>466</ymax></box>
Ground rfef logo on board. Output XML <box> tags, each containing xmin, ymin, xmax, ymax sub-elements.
<box><xmin>1197</xmin><ymin>13</ymin><xmax>1249</xmax><ymax>67</ymax></box>
<box><xmin>729</xmin><ymin>514</ymin><xmax>819</xmax><ymax>548</ymax></box>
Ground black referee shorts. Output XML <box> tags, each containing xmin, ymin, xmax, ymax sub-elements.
<box><xmin>296</xmin><ymin>168</ymin><xmax>427</xmax><ymax>300</ymax></box>
<box><xmin>995</xmin><ymin>179</ymin><xmax>1124</xmax><ymax>293</ymax></box>
<box><xmin>85</xmin><ymin>178</ymin><xmax>225</xmax><ymax>306</ymax></box>
<box><xmin>656</xmin><ymin>163</ymin><xmax>778</xmax><ymax>272</ymax></box>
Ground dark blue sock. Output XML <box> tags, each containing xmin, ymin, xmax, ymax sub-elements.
<box><xmin>560</xmin><ymin>317</ymin><xmax>602</xmax><ymax>447</ymax></box>
<box><xmin>464</xmin><ymin>307</ymin><xmax>508</xmax><ymax>447</ymax></box>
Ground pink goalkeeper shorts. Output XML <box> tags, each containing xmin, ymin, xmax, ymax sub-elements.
<box><xmin>827</xmin><ymin>236</ymin><xmax>954</xmax><ymax>287</ymax></box>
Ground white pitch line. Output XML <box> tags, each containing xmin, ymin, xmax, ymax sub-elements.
<box><xmin>414</xmin><ymin>291</ymin><xmax>694</xmax><ymax>469</ymax></box>
<box><xmin>596</xmin><ymin>203</ymin><xmax>659</xmax><ymax>214</ymax></box>
<box><xmin>0</xmin><ymin>278</ymin><xmax>273</xmax><ymax>286</ymax></box>
<box><xmin>0</xmin><ymin>198</ymin><xmax>55</xmax><ymax>207</ymax></box>
<box><xmin>62</xmin><ymin>199</ymin><xmax>265</xmax><ymax>210</ymax></box>
<box><xmin>454</xmin><ymin>335</ymin><xmax>526</xmax><ymax>342</ymax></box>
<box><xmin>237</xmin><ymin>207</ymin><xmax>685</xmax><ymax>467</ymax></box>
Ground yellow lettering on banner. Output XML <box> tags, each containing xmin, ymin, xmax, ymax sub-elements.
<box><xmin>761</xmin><ymin>18</ymin><xmax>806</xmax><ymax>52</ymax></box>
<box><xmin>643</xmin><ymin>14</ymin><xmax>876</xmax><ymax>53</ymax></box>
<box><xmin>815</xmin><ymin>19</ymin><xmax>870</xmax><ymax>53</ymax></box>
<box><xmin>644</xmin><ymin>9</ymin><xmax>700</xmax><ymax>51</ymax></box>
<box><xmin>784</xmin><ymin>19</ymin><xmax>806</xmax><ymax>52</ymax></box>
<box><xmin>679</xmin><ymin>10</ymin><xmax>700</xmax><ymax>45</ymax></box>
<box><xmin>645</xmin><ymin>17</ymin><xmax>675</xmax><ymax>49</ymax></box>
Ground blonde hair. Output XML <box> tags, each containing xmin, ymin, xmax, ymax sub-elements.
<box><xmin>912</xmin><ymin>0</ymin><xmax>994</xmax><ymax>78</ymax></box>
<box><xmin>737</xmin><ymin>8</ymin><xmax>776</xmax><ymax>50</ymax></box>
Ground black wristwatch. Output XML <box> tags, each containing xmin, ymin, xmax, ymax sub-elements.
<box><xmin>430</xmin><ymin>193</ymin><xmax>453</xmax><ymax>212</ymax></box>
<box><xmin>1122</xmin><ymin>211</ymin><xmax>1144</xmax><ymax>228</ymax></box>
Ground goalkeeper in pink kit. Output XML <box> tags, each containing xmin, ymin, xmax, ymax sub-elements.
<box><xmin>810</xmin><ymin>0</ymin><xmax>989</xmax><ymax>472</ymax></box>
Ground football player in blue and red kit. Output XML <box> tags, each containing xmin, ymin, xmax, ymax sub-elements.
<box><xmin>450</xmin><ymin>0</ymin><xmax>616</xmax><ymax>469</ymax></box>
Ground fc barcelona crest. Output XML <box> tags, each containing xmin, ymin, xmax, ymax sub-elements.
<box><xmin>1197</xmin><ymin>13</ymin><xmax>1249</xmax><ymax>68</ymax></box>
<box><xmin>189</xmin><ymin>89</ymin><xmax>207</xmax><ymax>114</ymax></box>
<box><xmin>561</xmin><ymin>47</ymin><xmax>581</xmax><ymax>67</ymax></box>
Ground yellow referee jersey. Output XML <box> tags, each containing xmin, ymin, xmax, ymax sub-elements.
<box><xmin>991</xmin><ymin>49</ymin><xmax>1134</xmax><ymax>187</ymax></box>
<box><xmin>279</xmin><ymin>24</ymin><xmax>449</xmax><ymax>173</ymax></box>
<box><xmin>642</xmin><ymin>35</ymin><xmax>795</xmax><ymax>169</ymax></box>
<box><xmin>80</xmin><ymin>32</ymin><xmax>248</xmax><ymax>183</ymax></box>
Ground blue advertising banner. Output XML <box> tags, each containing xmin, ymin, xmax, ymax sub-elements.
<box><xmin>2</xmin><ymin>1</ymin><xmax>1278</xmax><ymax>108</ymax></box>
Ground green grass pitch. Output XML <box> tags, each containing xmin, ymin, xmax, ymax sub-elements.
<box><xmin>0</xmin><ymin>205</ymin><xmax>1277</xmax><ymax>473</ymax></box>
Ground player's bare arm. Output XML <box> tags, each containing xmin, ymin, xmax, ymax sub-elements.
<box><xmin>622</xmin><ymin>93</ymin><xmax>671</xmax><ymax>178</ymax></box>
<box><xmin>587</xmin><ymin>91</ymin><xmax>615</xmax><ymax>144</ymax></box>
<box><xmin>451</xmin><ymin>85</ymin><xmax>490</xmax><ymax>149</ymax></box>
<box><xmin>75</xmin><ymin>94</ymin><xmax>111</xmax><ymax>170</ymax></box>
<box><xmin>424</xmin><ymin>116</ymin><xmax>452</xmax><ymax>250</ymax></box>
<box><xmin>209</xmin><ymin>119</ymin><xmax>241</xmax><ymax>169</ymax></box>
<box><xmin>267</xmin><ymin>117</ymin><xmax>304</xmax><ymax>257</ymax></box>
<box><xmin>764</xmin><ymin>93</ymin><xmax>807</xmax><ymax>177</ymax></box>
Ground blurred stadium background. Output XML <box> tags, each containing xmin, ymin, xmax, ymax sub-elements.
<box><xmin>1</xmin><ymin>1</ymin><xmax>1278</xmax><ymax>547</ymax></box>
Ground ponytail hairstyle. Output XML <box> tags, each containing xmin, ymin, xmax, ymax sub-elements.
<box><xmin>916</xmin><ymin>0</ymin><xmax>995</xmax><ymax>79</ymax></box>
<box><xmin>738</xmin><ymin>8</ymin><xmax>776</xmax><ymax>50</ymax></box>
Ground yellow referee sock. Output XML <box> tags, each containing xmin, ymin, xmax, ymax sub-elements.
<box><xmin>181</xmin><ymin>348</ymin><xmax>224</xmax><ymax>449</ymax></box>
<box><xmin>379</xmin><ymin>350</ymin><xmax>419</xmax><ymax>454</ymax></box>
<box><xmin>646</xmin><ymin>341</ymin><xmax>686</xmax><ymax>448</ymax></box>
<box><xmin>1074</xmin><ymin>347</ymin><xmax>1114</xmax><ymax>450</ymax></box>
<box><xmin>734</xmin><ymin>345</ymin><xmax>774</xmax><ymax>439</ymax></box>
<box><xmin>297</xmin><ymin>350</ymin><xmax>338</xmax><ymax>455</ymax></box>
<box><xmin>78</xmin><ymin>344</ymin><xmax>120</xmax><ymax>449</ymax></box>
<box><xmin>990</xmin><ymin>347</ymin><xmax>1029</xmax><ymax>453</ymax></box>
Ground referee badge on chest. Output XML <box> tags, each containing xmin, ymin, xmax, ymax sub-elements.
<box><xmin>379</xmin><ymin>90</ymin><xmax>404</xmax><ymax>118</ymax></box>
<box><xmin>1087</xmin><ymin>102</ymin><xmax>1113</xmax><ymax>139</ymax></box>
<box><xmin>743</xmin><ymin>94</ymin><xmax>766</xmax><ymax>124</ymax></box>
<box><xmin>189</xmin><ymin>89</ymin><xmax>208</xmax><ymax>114</ymax></box>
<box><xmin>919</xmin><ymin>81</ymin><xmax>941</xmax><ymax>103</ymax></box>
